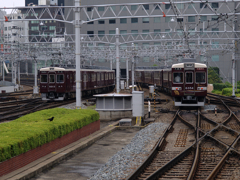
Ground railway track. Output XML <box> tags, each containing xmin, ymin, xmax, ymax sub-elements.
<box><xmin>127</xmin><ymin>95</ymin><xmax>240</xmax><ymax>180</ymax></box>
<box><xmin>0</xmin><ymin>99</ymin><xmax>76</xmax><ymax>121</ymax></box>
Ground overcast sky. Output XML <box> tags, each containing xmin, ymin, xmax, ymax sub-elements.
<box><xmin>1</xmin><ymin>0</ymin><xmax>25</xmax><ymax>13</ymax></box>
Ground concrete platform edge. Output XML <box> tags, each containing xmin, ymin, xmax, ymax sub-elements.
<box><xmin>0</xmin><ymin>121</ymin><xmax>119</xmax><ymax>180</ymax></box>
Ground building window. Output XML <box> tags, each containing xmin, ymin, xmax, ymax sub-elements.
<box><xmin>8</xmin><ymin>27</ymin><xmax>11</xmax><ymax>30</ymax></box>
<box><xmin>143</xmin><ymin>43</ymin><xmax>149</xmax><ymax>47</ymax></box>
<box><xmin>143</xmin><ymin>4</ymin><xmax>149</xmax><ymax>10</ymax></box>
<box><xmin>212</xmin><ymin>3</ymin><xmax>219</xmax><ymax>8</ymax></box>
<box><xmin>31</xmin><ymin>20</ymin><xmax>39</xmax><ymax>24</ymax></box>
<box><xmin>212</xmin><ymin>28</ymin><xmax>219</xmax><ymax>34</ymax></box>
<box><xmin>49</xmin><ymin>26</ymin><xmax>55</xmax><ymax>30</ymax></box>
<box><xmin>131</xmin><ymin>30</ymin><xmax>138</xmax><ymax>36</ymax></box>
<box><xmin>98</xmin><ymin>31</ymin><xmax>105</xmax><ymax>37</ymax></box>
<box><xmin>154</xmin><ymin>29</ymin><xmax>161</xmax><ymax>36</ymax></box>
<box><xmin>176</xmin><ymin>3</ymin><xmax>184</xmax><ymax>9</ymax></box>
<box><xmin>41</xmin><ymin>26</ymin><xmax>48</xmax><ymax>31</ymax></box>
<box><xmin>188</xmin><ymin>16</ymin><xmax>195</xmax><ymax>22</ymax></box>
<box><xmin>142</xmin><ymin>17</ymin><xmax>149</xmax><ymax>23</ymax></box>
<box><xmin>201</xmin><ymin>16</ymin><xmax>207</xmax><ymax>22</ymax></box>
<box><xmin>109</xmin><ymin>19</ymin><xmax>116</xmax><ymax>24</ymax></box>
<box><xmin>200</xmin><ymin>3</ymin><xmax>207</xmax><ymax>8</ymax></box>
<box><xmin>98</xmin><ymin>20</ymin><xmax>105</xmax><ymax>24</ymax></box>
<box><xmin>4</xmin><ymin>27</ymin><xmax>7</xmax><ymax>31</ymax></box>
<box><xmin>212</xmin><ymin>42</ymin><xmax>219</xmax><ymax>49</ymax></box>
<box><xmin>212</xmin><ymin>55</ymin><xmax>219</xmax><ymax>61</ymax></box>
<box><xmin>212</xmin><ymin>15</ymin><xmax>219</xmax><ymax>21</ymax></box>
<box><xmin>165</xmin><ymin>4</ymin><xmax>171</xmax><ymax>9</ymax></box>
<box><xmin>131</xmin><ymin>18</ymin><xmax>138</xmax><ymax>23</ymax></box>
<box><xmin>120</xmin><ymin>18</ymin><xmax>127</xmax><ymax>23</ymax></box>
<box><xmin>98</xmin><ymin>7</ymin><xmax>104</xmax><ymax>11</ymax></box>
<box><xmin>142</xmin><ymin>30</ymin><xmax>149</xmax><ymax>37</ymax></box>
<box><xmin>165</xmin><ymin>17</ymin><xmax>171</xmax><ymax>22</ymax></box>
<box><xmin>154</xmin><ymin>4</ymin><xmax>160</xmax><ymax>9</ymax></box>
<box><xmin>111</xmin><ymin>6</ymin><xmax>116</xmax><ymax>11</ymax></box>
<box><xmin>189</xmin><ymin>29</ymin><xmax>195</xmax><ymax>35</ymax></box>
<box><xmin>109</xmin><ymin>30</ymin><xmax>115</xmax><ymax>34</ymax></box>
<box><xmin>154</xmin><ymin>17</ymin><xmax>161</xmax><ymax>23</ymax></box>
<box><xmin>188</xmin><ymin>4</ymin><xmax>195</xmax><ymax>9</ymax></box>
<box><xmin>87</xmin><ymin>7</ymin><xmax>93</xmax><ymax>11</ymax></box>
<box><xmin>87</xmin><ymin>31</ymin><xmax>94</xmax><ymax>37</ymax></box>
<box><xmin>120</xmin><ymin>30</ymin><xmax>127</xmax><ymax>36</ymax></box>
<box><xmin>120</xmin><ymin>5</ymin><xmax>127</xmax><ymax>11</ymax></box>
<box><xmin>31</xmin><ymin>26</ymin><xmax>39</xmax><ymax>31</ymax></box>
<box><xmin>131</xmin><ymin>5</ymin><xmax>137</xmax><ymax>10</ymax></box>
<box><xmin>177</xmin><ymin>29</ymin><xmax>183</xmax><ymax>36</ymax></box>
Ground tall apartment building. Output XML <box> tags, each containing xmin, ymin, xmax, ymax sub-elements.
<box><xmin>65</xmin><ymin>0</ymin><xmax>238</xmax><ymax>82</ymax></box>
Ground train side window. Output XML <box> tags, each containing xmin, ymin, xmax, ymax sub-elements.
<box><xmin>91</xmin><ymin>74</ymin><xmax>96</xmax><ymax>82</ymax></box>
<box><xmin>105</xmin><ymin>73</ymin><xmax>108</xmax><ymax>80</ymax></box>
<box><xmin>196</xmin><ymin>72</ymin><xmax>205</xmax><ymax>83</ymax></box>
<box><xmin>49</xmin><ymin>74</ymin><xmax>55</xmax><ymax>83</ymax></box>
<box><xmin>57</xmin><ymin>74</ymin><xmax>64</xmax><ymax>83</ymax></box>
<box><xmin>97</xmin><ymin>73</ymin><xmax>100</xmax><ymax>81</ymax></box>
<box><xmin>101</xmin><ymin>73</ymin><xmax>104</xmax><ymax>80</ymax></box>
<box><xmin>40</xmin><ymin>75</ymin><xmax>48</xmax><ymax>83</ymax></box>
<box><xmin>84</xmin><ymin>74</ymin><xmax>87</xmax><ymax>82</ymax></box>
<box><xmin>173</xmin><ymin>73</ymin><xmax>183</xmax><ymax>83</ymax></box>
<box><xmin>186</xmin><ymin>72</ymin><xmax>193</xmax><ymax>83</ymax></box>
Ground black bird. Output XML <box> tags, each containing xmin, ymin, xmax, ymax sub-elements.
<box><xmin>47</xmin><ymin>117</ymin><xmax>54</xmax><ymax>121</ymax></box>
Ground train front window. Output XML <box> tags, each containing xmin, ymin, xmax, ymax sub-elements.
<box><xmin>186</xmin><ymin>72</ymin><xmax>193</xmax><ymax>83</ymax></box>
<box><xmin>196</xmin><ymin>72</ymin><xmax>206</xmax><ymax>83</ymax></box>
<box><xmin>57</xmin><ymin>75</ymin><xmax>64</xmax><ymax>83</ymax></box>
<box><xmin>173</xmin><ymin>73</ymin><xmax>183</xmax><ymax>83</ymax></box>
<box><xmin>49</xmin><ymin>74</ymin><xmax>55</xmax><ymax>83</ymax></box>
<box><xmin>40</xmin><ymin>75</ymin><xmax>47</xmax><ymax>83</ymax></box>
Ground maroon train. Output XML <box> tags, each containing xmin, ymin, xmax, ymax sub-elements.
<box><xmin>133</xmin><ymin>62</ymin><xmax>208</xmax><ymax>106</ymax></box>
<box><xmin>39</xmin><ymin>67</ymin><xmax>115</xmax><ymax>100</ymax></box>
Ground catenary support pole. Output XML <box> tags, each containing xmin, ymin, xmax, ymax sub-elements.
<box><xmin>116</xmin><ymin>28</ymin><xmax>120</xmax><ymax>93</ymax></box>
<box><xmin>131</xmin><ymin>43</ymin><xmax>135</xmax><ymax>92</ymax></box>
<box><xmin>2</xmin><ymin>61</ymin><xmax>4</xmax><ymax>81</ymax></box>
<box><xmin>75</xmin><ymin>0</ymin><xmax>82</xmax><ymax>108</ymax></box>
<box><xmin>18</xmin><ymin>61</ymin><xmax>20</xmax><ymax>86</ymax></box>
<box><xmin>232</xmin><ymin>51</ymin><xmax>235</xmax><ymax>97</ymax></box>
<box><xmin>33</xmin><ymin>60</ymin><xmax>38</xmax><ymax>94</ymax></box>
<box><xmin>126</xmin><ymin>57</ymin><xmax>129</xmax><ymax>89</ymax></box>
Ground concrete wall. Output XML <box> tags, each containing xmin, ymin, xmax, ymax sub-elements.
<box><xmin>0</xmin><ymin>86</ymin><xmax>15</xmax><ymax>93</ymax></box>
<box><xmin>98</xmin><ymin>110</ymin><xmax>132</xmax><ymax>120</ymax></box>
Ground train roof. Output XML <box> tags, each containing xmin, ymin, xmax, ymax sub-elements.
<box><xmin>40</xmin><ymin>67</ymin><xmax>114</xmax><ymax>72</ymax></box>
<box><xmin>172</xmin><ymin>63</ymin><xmax>207</xmax><ymax>68</ymax></box>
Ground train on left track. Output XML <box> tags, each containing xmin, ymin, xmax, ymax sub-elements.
<box><xmin>39</xmin><ymin>66</ymin><xmax>115</xmax><ymax>101</ymax></box>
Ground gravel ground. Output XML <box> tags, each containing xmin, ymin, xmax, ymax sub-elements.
<box><xmin>89</xmin><ymin>122</ymin><xmax>168</xmax><ymax>180</ymax></box>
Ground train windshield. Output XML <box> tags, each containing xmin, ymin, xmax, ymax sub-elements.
<box><xmin>186</xmin><ymin>72</ymin><xmax>193</xmax><ymax>83</ymax></box>
<box><xmin>57</xmin><ymin>75</ymin><xmax>64</xmax><ymax>83</ymax></box>
<box><xmin>49</xmin><ymin>74</ymin><xmax>55</xmax><ymax>83</ymax></box>
<box><xmin>196</xmin><ymin>72</ymin><xmax>206</xmax><ymax>83</ymax></box>
<box><xmin>40</xmin><ymin>75</ymin><xmax>47</xmax><ymax>83</ymax></box>
<box><xmin>173</xmin><ymin>73</ymin><xmax>183</xmax><ymax>83</ymax></box>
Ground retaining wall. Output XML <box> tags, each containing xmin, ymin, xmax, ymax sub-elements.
<box><xmin>0</xmin><ymin>120</ymin><xmax>100</xmax><ymax>177</ymax></box>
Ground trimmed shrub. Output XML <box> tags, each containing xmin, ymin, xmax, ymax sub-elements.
<box><xmin>0</xmin><ymin>108</ymin><xmax>99</xmax><ymax>162</ymax></box>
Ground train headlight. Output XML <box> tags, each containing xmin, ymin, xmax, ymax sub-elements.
<box><xmin>172</xmin><ymin>87</ymin><xmax>182</xmax><ymax>90</ymax></box>
<box><xmin>197</xmin><ymin>87</ymin><xmax>207</xmax><ymax>90</ymax></box>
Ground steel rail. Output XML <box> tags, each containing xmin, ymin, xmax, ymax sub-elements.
<box><xmin>126</xmin><ymin>110</ymin><xmax>180</xmax><ymax>180</ymax></box>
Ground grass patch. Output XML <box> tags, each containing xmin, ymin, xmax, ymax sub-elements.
<box><xmin>0</xmin><ymin>108</ymin><xmax>99</xmax><ymax>162</ymax></box>
<box><xmin>86</xmin><ymin>104</ymin><xmax>96</xmax><ymax>110</ymax></box>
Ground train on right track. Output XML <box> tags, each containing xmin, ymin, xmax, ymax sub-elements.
<box><xmin>132</xmin><ymin>61</ymin><xmax>207</xmax><ymax>106</ymax></box>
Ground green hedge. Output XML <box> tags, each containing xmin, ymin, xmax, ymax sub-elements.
<box><xmin>222</xmin><ymin>88</ymin><xmax>240</xmax><ymax>97</ymax></box>
<box><xmin>0</xmin><ymin>108</ymin><xmax>99</xmax><ymax>162</ymax></box>
<box><xmin>213</xmin><ymin>83</ymin><xmax>240</xmax><ymax>91</ymax></box>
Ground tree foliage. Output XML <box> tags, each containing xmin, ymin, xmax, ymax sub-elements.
<box><xmin>208</xmin><ymin>67</ymin><xmax>222</xmax><ymax>84</ymax></box>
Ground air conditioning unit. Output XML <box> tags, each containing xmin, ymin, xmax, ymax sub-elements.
<box><xmin>50</xmin><ymin>0</ymin><xmax>58</xmax><ymax>5</ymax></box>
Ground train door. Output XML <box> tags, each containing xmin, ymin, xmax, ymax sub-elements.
<box><xmin>184</xmin><ymin>70</ymin><xmax>195</xmax><ymax>96</ymax></box>
<box><xmin>83</xmin><ymin>72</ymin><xmax>87</xmax><ymax>90</ymax></box>
<box><xmin>48</xmin><ymin>72</ymin><xmax>56</xmax><ymax>92</ymax></box>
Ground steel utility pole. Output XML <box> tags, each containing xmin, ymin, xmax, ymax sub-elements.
<box><xmin>75</xmin><ymin>0</ymin><xmax>82</xmax><ymax>108</ymax></box>
<box><xmin>116</xmin><ymin>28</ymin><xmax>120</xmax><ymax>93</ymax></box>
